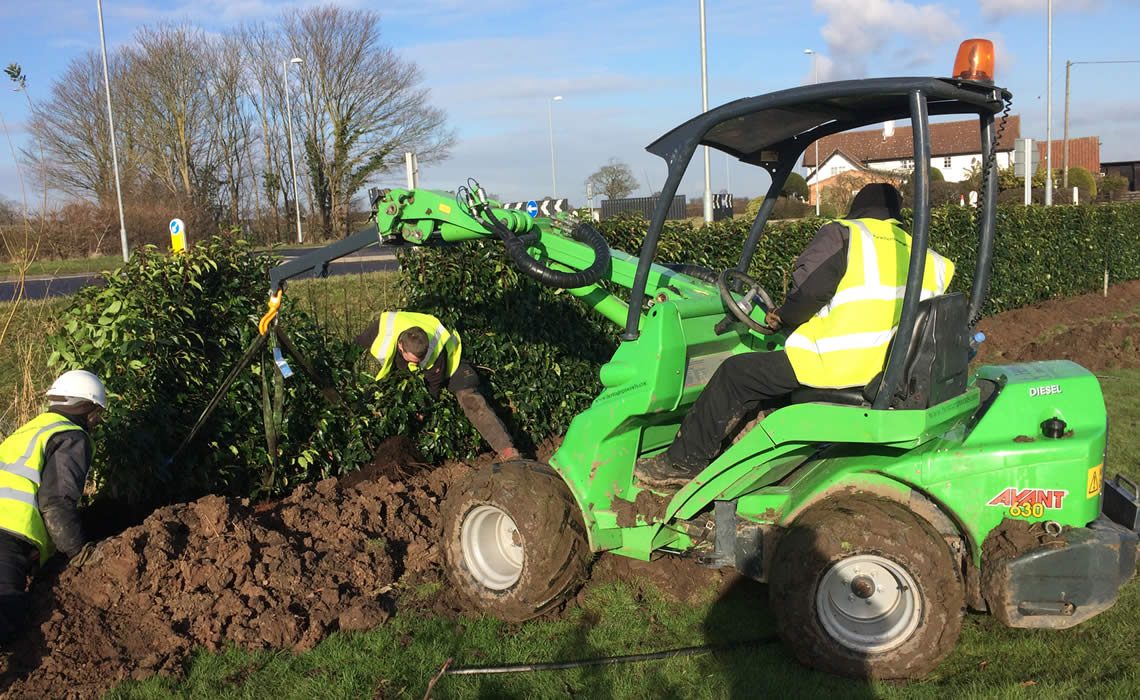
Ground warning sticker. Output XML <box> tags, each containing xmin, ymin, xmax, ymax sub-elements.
<box><xmin>1087</xmin><ymin>464</ymin><xmax>1103</xmax><ymax>498</ymax></box>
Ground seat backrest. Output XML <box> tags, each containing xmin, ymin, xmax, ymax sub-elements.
<box><xmin>866</xmin><ymin>293</ymin><xmax>970</xmax><ymax>409</ymax></box>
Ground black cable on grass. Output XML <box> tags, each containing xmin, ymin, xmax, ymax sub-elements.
<box><xmin>440</xmin><ymin>636</ymin><xmax>779</xmax><ymax>677</ymax></box>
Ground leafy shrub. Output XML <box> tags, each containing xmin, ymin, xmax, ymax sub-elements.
<box><xmin>46</xmin><ymin>238</ymin><xmax>393</xmax><ymax>505</ymax></box>
<box><xmin>1067</xmin><ymin>167</ymin><xmax>1097</xmax><ymax>201</ymax></box>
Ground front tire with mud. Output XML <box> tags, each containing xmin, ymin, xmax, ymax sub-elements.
<box><xmin>768</xmin><ymin>495</ymin><xmax>964</xmax><ymax>679</ymax></box>
<box><xmin>442</xmin><ymin>460</ymin><xmax>591</xmax><ymax>622</ymax></box>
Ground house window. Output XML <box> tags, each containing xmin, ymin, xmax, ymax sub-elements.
<box><xmin>830</xmin><ymin>166</ymin><xmax>843</xmax><ymax>177</ymax></box>
<box><xmin>901</xmin><ymin>159</ymin><xmax>912</xmax><ymax>170</ymax></box>
<box><xmin>943</xmin><ymin>156</ymin><xmax>953</xmax><ymax>169</ymax></box>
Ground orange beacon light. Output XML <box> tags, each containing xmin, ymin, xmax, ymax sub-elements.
<box><xmin>952</xmin><ymin>39</ymin><xmax>995</xmax><ymax>83</ymax></box>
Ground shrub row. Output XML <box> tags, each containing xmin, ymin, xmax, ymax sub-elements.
<box><xmin>600</xmin><ymin>202</ymin><xmax>1140</xmax><ymax>315</ymax></box>
<box><xmin>50</xmin><ymin>202</ymin><xmax>1140</xmax><ymax>504</ymax></box>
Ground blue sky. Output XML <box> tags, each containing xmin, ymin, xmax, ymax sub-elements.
<box><xmin>1</xmin><ymin>0</ymin><xmax>1138</xmax><ymax>208</ymax></box>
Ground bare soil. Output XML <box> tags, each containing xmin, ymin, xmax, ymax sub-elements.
<box><xmin>976</xmin><ymin>279</ymin><xmax>1140</xmax><ymax>371</ymax></box>
<box><xmin>2</xmin><ymin>281</ymin><xmax>1138</xmax><ymax>698</ymax></box>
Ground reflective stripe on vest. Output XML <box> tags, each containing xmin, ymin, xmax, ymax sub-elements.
<box><xmin>369</xmin><ymin>311</ymin><xmax>463</xmax><ymax>381</ymax></box>
<box><xmin>784</xmin><ymin>218</ymin><xmax>956</xmax><ymax>389</ymax></box>
<box><xmin>0</xmin><ymin>412</ymin><xmax>86</xmax><ymax>560</ymax></box>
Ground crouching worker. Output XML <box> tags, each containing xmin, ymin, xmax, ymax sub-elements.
<box><xmin>0</xmin><ymin>370</ymin><xmax>106</xmax><ymax>643</ymax></box>
<box><xmin>356</xmin><ymin>311</ymin><xmax>520</xmax><ymax>462</ymax></box>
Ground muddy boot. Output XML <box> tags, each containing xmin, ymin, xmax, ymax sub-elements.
<box><xmin>633</xmin><ymin>455</ymin><xmax>695</xmax><ymax>489</ymax></box>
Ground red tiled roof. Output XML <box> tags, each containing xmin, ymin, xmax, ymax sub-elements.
<box><xmin>804</xmin><ymin>115</ymin><xmax>1022</xmax><ymax>167</ymax></box>
<box><xmin>1036</xmin><ymin>136</ymin><xmax>1100</xmax><ymax>174</ymax></box>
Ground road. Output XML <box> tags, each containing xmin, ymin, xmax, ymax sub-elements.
<box><xmin>0</xmin><ymin>245</ymin><xmax>400</xmax><ymax>302</ymax></box>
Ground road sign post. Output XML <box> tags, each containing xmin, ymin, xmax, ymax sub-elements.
<box><xmin>169</xmin><ymin>218</ymin><xmax>187</xmax><ymax>254</ymax></box>
<box><xmin>1014</xmin><ymin>138</ymin><xmax>1038</xmax><ymax>205</ymax></box>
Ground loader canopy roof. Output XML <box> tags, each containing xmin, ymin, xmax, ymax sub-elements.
<box><xmin>646</xmin><ymin>77</ymin><xmax>1010</xmax><ymax>167</ymax></box>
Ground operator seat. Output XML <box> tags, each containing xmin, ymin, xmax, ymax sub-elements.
<box><xmin>788</xmin><ymin>293</ymin><xmax>970</xmax><ymax>410</ymax></box>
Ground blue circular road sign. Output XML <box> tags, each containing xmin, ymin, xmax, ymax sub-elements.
<box><xmin>525</xmin><ymin>200</ymin><xmax>538</xmax><ymax>217</ymax></box>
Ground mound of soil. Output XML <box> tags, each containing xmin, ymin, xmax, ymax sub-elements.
<box><xmin>977</xmin><ymin>280</ymin><xmax>1140</xmax><ymax>371</ymax></box>
<box><xmin>0</xmin><ymin>449</ymin><xmax>473</xmax><ymax>700</ymax></box>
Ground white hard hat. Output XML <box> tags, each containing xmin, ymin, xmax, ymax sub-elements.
<box><xmin>46</xmin><ymin>370</ymin><xmax>107</xmax><ymax>410</ymax></box>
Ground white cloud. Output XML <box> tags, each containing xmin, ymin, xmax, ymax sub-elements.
<box><xmin>979</xmin><ymin>0</ymin><xmax>1102</xmax><ymax>20</ymax></box>
<box><xmin>812</xmin><ymin>0</ymin><xmax>962</xmax><ymax>79</ymax></box>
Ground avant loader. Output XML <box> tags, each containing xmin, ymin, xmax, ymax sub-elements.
<box><xmin>268</xmin><ymin>41</ymin><xmax>1138</xmax><ymax>678</ymax></box>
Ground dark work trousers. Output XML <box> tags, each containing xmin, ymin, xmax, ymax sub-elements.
<box><xmin>448</xmin><ymin>362</ymin><xmax>515</xmax><ymax>454</ymax></box>
<box><xmin>666</xmin><ymin>350</ymin><xmax>800</xmax><ymax>473</ymax></box>
<box><xmin>0</xmin><ymin>531</ymin><xmax>35</xmax><ymax>644</ymax></box>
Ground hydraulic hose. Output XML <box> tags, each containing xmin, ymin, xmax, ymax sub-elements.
<box><xmin>483</xmin><ymin>207</ymin><xmax>612</xmax><ymax>289</ymax></box>
<box><xmin>439</xmin><ymin>637</ymin><xmax>778</xmax><ymax>677</ymax></box>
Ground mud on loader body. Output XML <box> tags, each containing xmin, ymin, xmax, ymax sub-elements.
<box><xmin>269</xmin><ymin>41</ymin><xmax>1138</xmax><ymax>679</ymax></box>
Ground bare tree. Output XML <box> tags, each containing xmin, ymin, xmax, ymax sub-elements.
<box><xmin>586</xmin><ymin>159</ymin><xmax>638</xmax><ymax>200</ymax></box>
<box><xmin>284</xmin><ymin>6</ymin><xmax>454</xmax><ymax>237</ymax></box>
<box><xmin>121</xmin><ymin>25</ymin><xmax>216</xmax><ymax>200</ymax></box>
<box><xmin>24</xmin><ymin>52</ymin><xmax>138</xmax><ymax>203</ymax></box>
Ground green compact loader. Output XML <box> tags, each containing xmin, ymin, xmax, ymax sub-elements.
<box><xmin>269</xmin><ymin>40</ymin><xmax>1138</xmax><ymax>679</ymax></box>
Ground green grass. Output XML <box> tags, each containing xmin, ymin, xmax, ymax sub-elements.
<box><xmin>0</xmin><ymin>255</ymin><xmax>125</xmax><ymax>279</ymax></box>
<box><xmin>105</xmin><ymin>370</ymin><xmax>1140</xmax><ymax>699</ymax></box>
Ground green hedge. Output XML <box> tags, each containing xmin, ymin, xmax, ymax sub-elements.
<box><xmin>49</xmin><ymin>203</ymin><xmax>1140</xmax><ymax>504</ymax></box>
<box><xmin>599</xmin><ymin>202</ymin><xmax>1140</xmax><ymax>315</ymax></box>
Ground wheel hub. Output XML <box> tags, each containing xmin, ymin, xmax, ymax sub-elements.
<box><xmin>816</xmin><ymin>554</ymin><xmax>922</xmax><ymax>653</ymax></box>
<box><xmin>460</xmin><ymin>505</ymin><xmax>525</xmax><ymax>590</ymax></box>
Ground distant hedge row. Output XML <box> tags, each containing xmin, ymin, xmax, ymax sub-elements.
<box><xmin>598</xmin><ymin>202</ymin><xmax>1140</xmax><ymax>316</ymax></box>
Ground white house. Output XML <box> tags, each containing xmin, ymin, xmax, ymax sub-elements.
<box><xmin>804</xmin><ymin>115</ymin><xmax>1022</xmax><ymax>187</ymax></box>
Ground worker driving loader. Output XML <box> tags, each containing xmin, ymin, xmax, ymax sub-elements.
<box><xmin>636</xmin><ymin>183</ymin><xmax>955</xmax><ymax>487</ymax></box>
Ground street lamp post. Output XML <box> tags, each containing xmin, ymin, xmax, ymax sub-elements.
<box><xmin>283</xmin><ymin>57</ymin><xmax>304</xmax><ymax>244</ymax></box>
<box><xmin>96</xmin><ymin>0</ymin><xmax>129</xmax><ymax>262</ymax></box>
<box><xmin>1063</xmin><ymin>59</ymin><xmax>1140</xmax><ymax>190</ymax></box>
<box><xmin>700</xmin><ymin>0</ymin><xmax>712</xmax><ymax>223</ymax></box>
<box><xmin>547</xmin><ymin>95</ymin><xmax>563</xmax><ymax>198</ymax></box>
<box><xmin>1046</xmin><ymin>0</ymin><xmax>1053</xmax><ymax>206</ymax></box>
<box><xmin>804</xmin><ymin>49</ymin><xmax>820</xmax><ymax>216</ymax></box>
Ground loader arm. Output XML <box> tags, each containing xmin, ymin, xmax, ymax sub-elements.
<box><xmin>266</xmin><ymin>183</ymin><xmax>719</xmax><ymax>329</ymax></box>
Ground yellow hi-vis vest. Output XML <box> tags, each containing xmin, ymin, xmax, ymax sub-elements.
<box><xmin>784</xmin><ymin>218</ymin><xmax>955</xmax><ymax>389</ymax></box>
<box><xmin>370</xmin><ymin>312</ymin><xmax>463</xmax><ymax>381</ymax></box>
<box><xmin>0</xmin><ymin>412</ymin><xmax>87</xmax><ymax>561</ymax></box>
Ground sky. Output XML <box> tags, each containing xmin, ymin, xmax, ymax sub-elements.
<box><xmin>1</xmin><ymin>0</ymin><xmax>1139</xmax><ymax>210</ymax></box>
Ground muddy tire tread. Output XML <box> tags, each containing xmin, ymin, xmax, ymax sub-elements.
<box><xmin>441</xmin><ymin>460</ymin><xmax>592</xmax><ymax>622</ymax></box>
<box><xmin>768</xmin><ymin>494</ymin><xmax>965</xmax><ymax>680</ymax></box>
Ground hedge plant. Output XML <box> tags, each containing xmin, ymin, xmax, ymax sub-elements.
<box><xmin>46</xmin><ymin>238</ymin><xmax>400</xmax><ymax>505</ymax></box>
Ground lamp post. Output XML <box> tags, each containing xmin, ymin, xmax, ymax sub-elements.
<box><xmin>96</xmin><ymin>0</ymin><xmax>128</xmax><ymax>262</ymax></box>
<box><xmin>700</xmin><ymin>0</ymin><xmax>712</xmax><ymax>223</ymax></box>
<box><xmin>1045</xmin><ymin>0</ymin><xmax>1053</xmax><ymax>206</ymax></box>
<box><xmin>1063</xmin><ymin>59</ymin><xmax>1140</xmax><ymax>190</ymax></box>
<box><xmin>805</xmin><ymin>48</ymin><xmax>820</xmax><ymax>215</ymax></box>
<box><xmin>283</xmin><ymin>57</ymin><xmax>304</xmax><ymax>244</ymax></box>
<box><xmin>547</xmin><ymin>95</ymin><xmax>563</xmax><ymax>198</ymax></box>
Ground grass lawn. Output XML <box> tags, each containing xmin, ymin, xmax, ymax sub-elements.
<box><xmin>105</xmin><ymin>369</ymin><xmax>1140</xmax><ymax>699</ymax></box>
<box><xmin>0</xmin><ymin>255</ymin><xmax>125</xmax><ymax>279</ymax></box>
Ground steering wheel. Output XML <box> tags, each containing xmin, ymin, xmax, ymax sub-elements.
<box><xmin>717</xmin><ymin>268</ymin><xmax>777</xmax><ymax>335</ymax></box>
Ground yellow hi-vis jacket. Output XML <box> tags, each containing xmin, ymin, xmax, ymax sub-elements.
<box><xmin>0</xmin><ymin>412</ymin><xmax>87</xmax><ymax>561</ymax></box>
<box><xmin>370</xmin><ymin>311</ymin><xmax>463</xmax><ymax>381</ymax></box>
<box><xmin>783</xmin><ymin>218</ymin><xmax>955</xmax><ymax>389</ymax></box>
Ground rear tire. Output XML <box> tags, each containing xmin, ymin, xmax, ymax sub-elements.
<box><xmin>768</xmin><ymin>496</ymin><xmax>964</xmax><ymax>679</ymax></box>
<box><xmin>441</xmin><ymin>460</ymin><xmax>592</xmax><ymax>622</ymax></box>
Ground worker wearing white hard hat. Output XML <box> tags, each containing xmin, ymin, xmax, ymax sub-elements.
<box><xmin>0</xmin><ymin>369</ymin><xmax>107</xmax><ymax>643</ymax></box>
